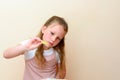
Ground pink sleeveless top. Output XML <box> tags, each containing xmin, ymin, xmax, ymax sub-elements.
<box><xmin>23</xmin><ymin>48</ymin><xmax>60</xmax><ymax>80</ymax></box>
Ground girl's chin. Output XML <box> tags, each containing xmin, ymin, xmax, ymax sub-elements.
<box><xmin>43</xmin><ymin>45</ymin><xmax>52</xmax><ymax>50</ymax></box>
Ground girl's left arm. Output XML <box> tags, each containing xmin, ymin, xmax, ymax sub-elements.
<box><xmin>56</xmin><ymin>63</ymin><xmax>66</xmax><ymax>79</ymax></box>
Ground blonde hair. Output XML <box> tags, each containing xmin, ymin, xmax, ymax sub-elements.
<box><xmin>35</xmin><ymin>16</ymin><xmax>68</xmax><ymax>70</ymax></box>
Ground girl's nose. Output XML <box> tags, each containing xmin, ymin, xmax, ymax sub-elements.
<box><xmin>51</xmin><ymin>36</ymin><xmax>57</xmax><ymax>42</ymax></box>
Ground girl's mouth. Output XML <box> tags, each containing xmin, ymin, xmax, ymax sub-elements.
<box><xmin>49</xmin><ymin>42</ymin><xmax>53</xmax><ymax>46</ymax></box>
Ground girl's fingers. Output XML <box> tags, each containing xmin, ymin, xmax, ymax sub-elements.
<box><xmin>25</xmin><ymin>37</ymin><xmax>42</xmax><ymax>50</ymax></box>
<box><xmin>31</xmin><ymin>37</ymin><xmax>42</xmax><ymax>44</ymax></box>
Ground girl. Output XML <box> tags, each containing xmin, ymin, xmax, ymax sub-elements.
<box><xmin>3</xmin><ymin>16</ymin><xmax>68</xmax><ymax>80</ymax></box>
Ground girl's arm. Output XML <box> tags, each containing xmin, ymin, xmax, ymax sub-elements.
<box><xmin>3</xmin><ymin>37</ymin><xmax>41</xmax><ymax>59</ymax></box>
<box><xmin>56</xmin><ymin>63</ymin><xmax>66</xmax><ymax>79</ymax></box>
<box><xmin>3</xmin><ymin>44</ymin><xmax>28</xmax><ymax>59</ymax></box>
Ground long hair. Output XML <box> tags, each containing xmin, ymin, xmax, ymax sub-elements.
<box><xmin>35</xmin><ymin>16</ymin><xmax>68</xmax><ymax>70</ymax></box>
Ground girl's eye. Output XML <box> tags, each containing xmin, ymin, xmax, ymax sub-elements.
<box><xmin>51</xmin><ymin>32</ymin><xmax>54</xmax><ymax>35</ymax></box>
<box><xmin>57</xmin><ymin>37</ymin><xmax>61</xmax><ymax>41</ymax></box>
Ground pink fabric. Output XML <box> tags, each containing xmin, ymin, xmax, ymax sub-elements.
<box><xmin>23</xmin><ymin>53</ymin><xmax>57</xmax><ymax>80</ymax></box>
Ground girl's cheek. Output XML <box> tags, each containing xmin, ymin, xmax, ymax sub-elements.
<box><xmin>43</xmin><ymin>33</ymin><xmax>50</xmax><ymax>40</ymax></box>
<box><xmin>46</xmin><ymin>34</ymin><xmax>51</xmax><ymax>40</ymax></box>
<box><xmin>53</xmin><ymin>41</ymin><xmax>60</xmax><ymax>46</ymax></box>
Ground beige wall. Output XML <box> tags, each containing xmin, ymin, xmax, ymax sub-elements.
<box><xmin>0</xmin><ymin>0</ymin><xmax>120</xmax><ymax>80</ymax></box>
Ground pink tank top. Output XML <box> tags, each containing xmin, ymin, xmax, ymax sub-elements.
<box><xmin>23</xmin><ymin>50</ymin><xmax>59</xmax><ymax>80</ymax></box>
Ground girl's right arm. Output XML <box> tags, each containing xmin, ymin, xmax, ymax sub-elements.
<box><xmin>3</xmin><ymin>44</ymin><xmax>28</xmax><ymax>59</ymax></box>
<box><xmin>3</xmin><ymin>37</ymin><xmax>42</xmax><ymax>59</ymax></box>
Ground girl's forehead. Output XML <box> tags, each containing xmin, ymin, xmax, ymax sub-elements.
<box><xmin>48</xmin><ymin>23</ymin><xmax>64</xmax><ymax>31</ymax></box>
<box><xmin>50</xmin><ymin>25</ymin><xmax>65</xmax><ymax>31</ymax></box>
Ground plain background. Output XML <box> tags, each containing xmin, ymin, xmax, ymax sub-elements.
<box><xmin>0</xmin><ymin>0</ymin><xmax>120</xmax><ymax>80</ymax></box>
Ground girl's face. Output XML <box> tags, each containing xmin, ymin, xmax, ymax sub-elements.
<box><xmin>42</xmin><ymin>23</ymin><xmax>66</xmax><ymax>49</ymax></box>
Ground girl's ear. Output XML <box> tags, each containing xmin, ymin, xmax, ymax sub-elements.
<box><xmin>41</xmin><ymin>26</ymin><xmax>47</xmax><ymax>33</ymax></box>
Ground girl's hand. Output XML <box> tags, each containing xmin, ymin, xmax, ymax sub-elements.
<box><xmin>24</xmin><ymin>37</ymin><xmax>42</xmax><ymax>50</ymax></box>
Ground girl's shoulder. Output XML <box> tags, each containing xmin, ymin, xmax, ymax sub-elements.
<box><xmin>24</xmin><ymin>49</ymin><xmax>37</xmax><ymax>60</ymax></box>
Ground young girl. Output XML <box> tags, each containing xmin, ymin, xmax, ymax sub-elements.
<box><xmin>3</xmin><ymin>16</ymin><xmax>68</xmax><ymax>80</ymax></box>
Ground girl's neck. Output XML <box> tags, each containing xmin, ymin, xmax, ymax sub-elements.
<box><xmin>43</xmin><ymin>46</ymin><xmax>51</xmax><ymax>50</ymax></box>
